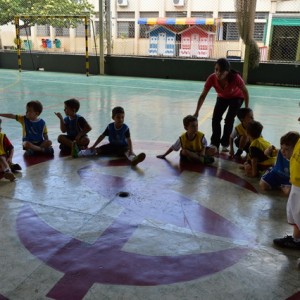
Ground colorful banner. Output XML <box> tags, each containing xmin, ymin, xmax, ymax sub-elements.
<box><xmin>138</xmin><ymin>18</ymin><xmax>217</xmax><ymax>25</ymax></box>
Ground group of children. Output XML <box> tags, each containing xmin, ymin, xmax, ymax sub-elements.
<box><xmin>0</xmin><ymin>98</ymin><xmax>300</xmax><ymax>251</ymax></box>
<box><xmin>0</xmin><ymin>99</ymin><xmax>147</xmax><ymax>182</ymax></box>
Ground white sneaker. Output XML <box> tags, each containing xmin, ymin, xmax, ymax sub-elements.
<box><xmin>221</xmin><ymin>146</ymin><xmax>229</xmax><ymax>152</ymax></box>
<box><xmin>78</xmin><ymin>149</ymin><xmax>95</xmax><ymax>157</ymax></box>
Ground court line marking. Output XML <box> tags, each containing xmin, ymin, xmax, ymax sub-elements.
<box><xmin>0</xmin><ymin>75</ymin><xmax>299</xmax><ymax>101</ymax></box>
<box><xmin>0</xmin><ymin>73</ymin><xmax>21</xmax><ymax>91</ymax></box>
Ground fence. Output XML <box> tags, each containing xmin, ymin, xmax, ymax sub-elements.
<box><xmin>0</xmin><ymin>0</ymin><xmax>299</xmax><ymax>64</ymax></box>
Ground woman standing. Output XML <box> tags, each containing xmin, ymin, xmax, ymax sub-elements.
<box><xmin>193</xmin><ymin>58</ymin><xmax>249</xmax><ymax>153</ymax></box>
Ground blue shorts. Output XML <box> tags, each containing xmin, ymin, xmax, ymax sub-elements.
<box><xmin>261</xmin><ymin>169</ymin><xmax>290</xmax><ymax>189</ymax></box>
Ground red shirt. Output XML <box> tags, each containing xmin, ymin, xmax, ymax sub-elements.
<box><xmin>204</xmin><ymin>73</ymin><xmax>245</xmax><ymax>99</ymax></box>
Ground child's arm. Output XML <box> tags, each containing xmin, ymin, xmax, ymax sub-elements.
<box><xmin>0</xmin><ymin>114</ymin><xmax>16</xmax><ymax>119</ymax></box>
<box><xmin>247</xmin><ymin>158</ymin><xmax>258</xmax><ymax>177</ymax></box>
<box><xmin>75</xmin><ymin>122</ymin><xmax>92</xmax><ymax>143</ymax></box>
<box><xmin>54</xmin><ymin>112</ymin><xmax>67</xmax><ymax>133</ymax></box>
<box><xmin>7</xmin><ymin>148</ymin><xmax>14</xmax><ymax>163</ymax></box>
<box><xmin>90</xmin><ymin>134</ymin><xmax>105</xmax><ymax>149</ymax></box>
<box><xmin>43</xmin><ymin>132</ymin><xmax>49</xmax><ymax>141</ymax></box>
<box><xmin>126</xmin><ymin>137</ymin><xmax>134</xmax><ymax>155</ymax></box>
<box><xmin>157</xmin><ymin>147</ymin><xmax>174</xmax><ymax>159</ymax></box>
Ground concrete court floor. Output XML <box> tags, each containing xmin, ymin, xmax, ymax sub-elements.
<box><xmin>0</xmin><ymin>69</ymin><xmax>300</xmax><ymax>300</ymax></box>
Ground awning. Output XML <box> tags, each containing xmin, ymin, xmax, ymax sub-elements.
<box><xmin>272</xmin><ymin>18</ymin><xmax>300</xmax><ymax>26</ymax></box>
<box><xmin>138</xmin><ymin>18</ymin><xmax>218</xmax><ymax>25</ymax></box>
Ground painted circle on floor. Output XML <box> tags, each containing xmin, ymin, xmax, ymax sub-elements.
<box><xmin>16</xmin><ymin>143</ymin><xmax>257</xmax><ymax>299</ymax></box>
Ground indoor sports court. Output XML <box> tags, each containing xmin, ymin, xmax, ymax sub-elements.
<box><xmin>0</xmin><ymin>68</ymin><xmax>300</xmax><ymax>299</ymax></box>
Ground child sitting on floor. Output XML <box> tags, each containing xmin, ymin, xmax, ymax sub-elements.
<box><xmin>241</xmin><ymin>120</ymin><xmax>276</xmax><ymax>177</ymax></box>
<box><xmin>229</xmin><ymin>107</ymin><xmax>253</xmax><ymax>158</ymax></box>
<box><xmin>0</xmin><ymin>100</ymin><xmax>54</xmax><ymax>156</ymax></box>
<box><xmin>156</xmin><ymin>115</ymin><xmax>216</xmax><ymax>163</ymax></box>
<box><xmin>0</xmin><ymin>118</ymin><xmax>21</xmax><ymax>181</ymax></box>
<box><xmin>55</xmin><ymin>98</ymin><xmax>92</xmax><ymax>154</ymax></box>
<box><xmin>74</xmin><ymin>106</ymin><xmax>146</xmax><ymax>167</ymax></box>
<box><xmin>259</xmin><ymin>144</ymin><xmax>290</xmax><ymax>195</ymax></box>
<box><xmin>273</xmin><ymin>131</ymin><xmax>300</xmax><ymax>249</ymax></box>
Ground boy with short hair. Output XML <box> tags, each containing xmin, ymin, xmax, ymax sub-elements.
<box><xmin>55</xmin><ymin>98</ymin><xmax>92</xmax><ymax>154</ymax></box>
<box><xmin>0</xmin><ymin>100</ymin><xmax>54</xmax><ymax>156</ymax></box>
<box><xmin>75</xmin><ymin>106</ymin><xmax>146</xmax><ymax>167</ymax></box>
<box><xmin>241</xmin><ymin>120</ymin><xmax>276</xmax><ymax>177</ymax></box>
<box><xmin>229</xmin><ymin>107</ymin><xmax>253</xmax><ymax>158</ymax></box>
<box><xmin>156</xmin><ymin>115</ymin><xmax>216</xmax><ymax>163</ymax></box>
<box><xmin>273</xmin><ymin>131</ymin><xmax>300</xmax><ymax>249</ymax></box>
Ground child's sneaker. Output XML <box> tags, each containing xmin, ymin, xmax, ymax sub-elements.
<box><xmin>131</xmin><ymin>152</ymin><xmax>146</xmax><ymax>167</ymax></box>
<box><xmin>9</xmin><ymin>162</ymin><xmax>22</xmax><ymax>172</ymax></box>
<box><xmin>71</xmin><ymin>142</ymin><xmax>79</xmax><ymax>158</ymax></box>
<box><xmin>3</xmin><ymin>170</ymin><xmax>16</xmax><ymax>182</ymax></box>
<box><xmin>43</xmin><ymin>147</ymin><xmax>54</xmax><ymax>156</ymax></box>
<box><xmin>78</xmin><ymin>149</ymin><xmax>95</xmax><ymax>157</ymax></box>
<box><xmin>234</xmin><ymin>148</ymin><xmax>243</xmax><ymax>158</ymax></box>
<box><xmin>221</xmin><ymin>146</ymin><xmax>229</xmax><ymax>152</ymax></box>
<box><xmin>273</xmin><ymin>235</ymin><xmax>300</xmax><ymax>249</ymax></box>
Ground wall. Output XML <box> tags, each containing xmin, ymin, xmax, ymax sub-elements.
<box><xmin>0</xmin><ymin>51</ymin><xmax>299</xmax><ymax>86</ymax></box>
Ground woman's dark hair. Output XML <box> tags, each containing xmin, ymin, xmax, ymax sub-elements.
<box><xmin>215</xmin><ymin>58</ymin><xmax>240</xmax><ymax>82</ymax></box>
<box><xmin>216</xmin><ymin>58</ymin><xmax>231</xmax><ymax>72</ymax></box>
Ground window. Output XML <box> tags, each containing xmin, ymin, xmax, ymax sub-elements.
<box><xmin>55</xmin><ymin>27</ymin><xmax>70</xmax><ymax>37</ymax></box>
<box><xmin>36</xmin><ymin>24</ymin><xmax>50</xmax><ymax>36</ymax></box>
<box><xmin>139</xmin><ymin>12</ymin><xmax>158</xmax><ymax>38</ymax></box>
<box><xmin>219</xmin><ymin>12</ymin><xmax>236</xmax><ymax>19</ymax></box>
<box><xmin>140</xmin><ymin>25</ymin><xmax>151</xmax><ymax>38</ymax></box>
<box><xmin>20</xmin><ymin>27</ymin><xmax>31</xmax><ymax>36</ymax></box>
<box><xmin>222</xmin><ymin>22</ymin><xmax>239</xmax><ymax>40</ymax></box>
<box><xmin>140</xmin><ymin>12</ymin><xmax>159</xmax><ymax>18</ymax></box>
<box><xmin>191</xmin><ymin>12</ymin><xmax>213</xmax><ymax>18</ymax></box>
<box><xmin>117</xmin><ymin>21</ymin><xmax>135</xmax><ymax>38</ymax></box>
<box><xmin>92</xmin><ymin>21</ymin><xmax>100</xmax><ymax>36</ymax></box>
<box><xmin>254</xmin><ymin>23</ymin><xmax>265</xmax><ymax>41</ymax></box>
<box><xmin>75</xmin><ymin>24</ymin><xmax>91</xmax><ymax>37</ymax></box>
<box><xmin>117</xmin><ymin>12</ymin><xmax>135</xmax><ymax>18</ymax></box>
<box><xmin>165</xmin><ymin>11</ymin><xmax>187</xmax><ymax>18</ymax></box>
<box><xmin>255</xmin><ymin>12</ymin><xmax>268</xmax><ymax>20</ymax></box>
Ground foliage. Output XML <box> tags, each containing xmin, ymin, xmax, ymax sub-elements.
<box><xmin>0</xmin><ymin>0</ymin><xmax>95</xmax><ymax>28</ymax></box>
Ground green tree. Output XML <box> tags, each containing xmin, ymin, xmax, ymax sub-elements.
<box><xmin>0</xmin><ymin>0</ymin><xmax>94</xmax><ymax>28</ymax></box>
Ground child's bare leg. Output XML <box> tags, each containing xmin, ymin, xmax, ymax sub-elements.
<box><xmin>58</xmin><ymin>135</ymin><xmax>73</xmax><ymax>149</ymax></box>
<box><xmin>181</xmin><ymin>149</ymin><xmax>202</xmax><ymax>162</ymax></box>
<box><xmin>23</xmin><ymin>141</ymin><xmax>52</xmax><ymax>152</ymax></box>
<box><xmin>238</xmin><ymin>136</ymin><xmax>248</xmax><ymax>150</ymax></box>
<box><xmin>0</xmin><ymin>156</ymin><xmax>9</xmax><ymax>172</ymax></box>
<box><xmin>244</xmin><ymin>162</ymin><xmax>253</xmax><ymax>176</ymax></box>
<box><xmin>182</xmin><ymin>149</ymin><xmax>214</xmax><ymax>164</ymax></box>
<box><xmin>0</xmin><ymin>156</ymin><xmax>15</xmax><ymax>181</ymax></box>
<box><xmin>259</xmin><ymin>179</ymin><xmax>272</xmax><ymax>191</ymax></box>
